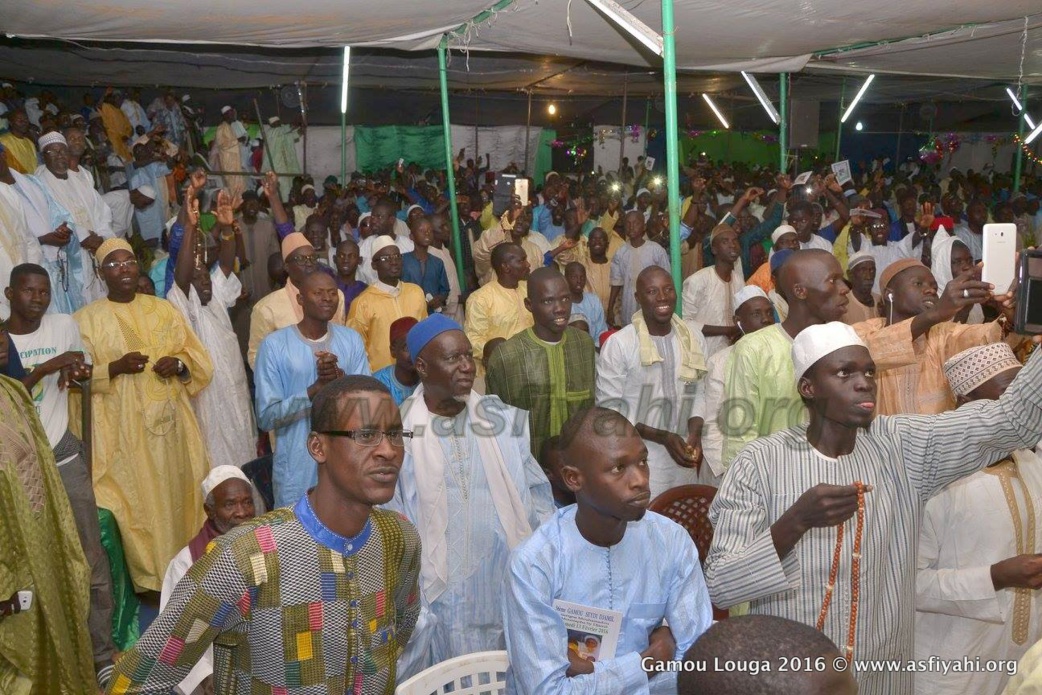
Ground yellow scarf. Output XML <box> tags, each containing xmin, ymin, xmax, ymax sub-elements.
<box><xmin>630</xmin><ymin>311</ymin><xmax>707</xmax><ymax>382</ymax></box>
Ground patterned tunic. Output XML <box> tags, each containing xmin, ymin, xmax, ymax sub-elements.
<box><xmin>109</xmin><ymin>499</ymin><xmax>422</xmax><ymax>694</ymax></box>
<box><xmin>705</xmin><ymin>349</ymin><xmax>1042</xmax><ymax>695</ymax></box>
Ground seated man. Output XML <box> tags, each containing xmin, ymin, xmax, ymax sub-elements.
<box><xmin>678</xmin><ymin>615</ymin><xmax>857</xmax><ymax>695</ymax></box>
<box><xmin>159</xmin><ymin>466</ymin><xmax>258</xmax><ymax>695</ymax></box>
<box><xmin>503</xmin><ymin>406</ymin><xmax>713</xmax><ymax>695</ymax></box>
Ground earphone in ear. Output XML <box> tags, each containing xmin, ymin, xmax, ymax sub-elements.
<box><xmin>736</xmin><ymin>320</ymin><xmax>744</xmax><ymax>334</ymax></box>
<box><xmin>887</xmin><ymin>292</ymin><xmax>893</xmax><ymax>301</ymax></box>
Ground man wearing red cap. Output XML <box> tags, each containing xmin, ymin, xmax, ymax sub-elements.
<box><xmin>372</xmin><ymin>316</ymin><xmax>420</xmax><ymax>406</ymax></box>
<box><xmin>852</xmin><ymin>258</ymin><xmax>1007</xmax><ymax>415</ymax></box>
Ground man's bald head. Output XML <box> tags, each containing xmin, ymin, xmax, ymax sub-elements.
<box><xmin>777</xmin><ymin>249</ymin><xmax>838</xmax><ymax>300</ymax></box>
<box><xmin>635</xmin><ymin>265</ymin><xmax>672</xmax><ymax>293</ymax></box>
<box><xmin>526</xmin><ymin>266</ymin><xmax>566</xmax><ymax>300</ymax></box>
<box><xmin>299</xmin><ymin>269</ymin><xmax>336</xmax><ymax>292</ymax></box>
<box><xmin>678</xmin><ymin>615</ymin><xmax>857</xmax><ymax>695</ymax></box>
<box><xmin>558</xmin><ymin>406</ymin><xmax>637</xmax><ymax>468</ymax></box>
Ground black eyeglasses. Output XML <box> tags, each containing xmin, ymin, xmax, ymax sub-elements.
<box><xmin>317</xmin><ymin>429</ymin><xmax>413</xmax><ymax>447</ymax></box>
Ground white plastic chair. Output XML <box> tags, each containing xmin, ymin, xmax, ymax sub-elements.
<box><xmin>395</xmin><ymin>650</ymin><xmax>509</xmax><ymax>695</ymax></box>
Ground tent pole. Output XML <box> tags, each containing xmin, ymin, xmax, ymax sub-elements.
<box><xmin>835</xmin><ymin>77</ymin><xmax>846</xmax><ymax>161</ymax></box>
<box><xmin>1015</xmin><ymin>84</ymin><xmax>1028</xmax><ymax>194</ymax></box>
<box><xmin>524</xmin><ymin>90</ymin><xmax>532</xmax><ymax>175</ymax></box>
<box><xmin>661</xmin><ymin>0</ymin><xmax>682</xmax><ymax>303</ymax></box>
<box><xmin>619</xmin><ymin>77</ymin><xmax>628</xmax><ymax>173</ymax></box>
<box><xmin>438</xmin><ymin>37</ymin><xmax>467</xmax><ymax>290</ymax></box>
<box><xmin>779</xmin><ymin>73</ymin><xmax>788</xmax><ymax>172</ymax></box>
<box><xmin>895</xmin><ymin>105</ymin><xmax>904</xmax><ymax>166</ymax></box>
<box><xmin>644</xmin><ymin>97</ymin><xmax>651</xmax><ymax>157</ymax></box>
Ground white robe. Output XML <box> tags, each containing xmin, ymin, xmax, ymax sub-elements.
<box><xmin>429</xmin><ymin>244</ymin><xmax>463</xmax><ymax>323</ymax></box>
<box><xmin>681</xmin><ymin>265</ymin><xmax>745</xmax><ymax>357</ymax></box>
<box><xmin>595</xmin><ymin>321</ymin><xmax>709</xmax><ymax>498</ymax></box>
<box><xmin>37</xmin><ymin>167</ymin><xmax>114</xmax><ymax>303</ymax></box>
<box><xmin>698</xmin><ymin>345</ymin><xmax>732</xmax><ymax>483</ymax></box>
<box><xmin>916</xmin><ymin>449</ymin><xmax>1042</xmax><ymax>695</ymax></box>
<box><xmin>0</xmin><ymin>182</ymin><xmax>45</xmax><ymax>319</ymax></box>
<box><xmin>167</xmin><ymin>270</ymin><xmax>256</xmax><ymax>469</ymax></box>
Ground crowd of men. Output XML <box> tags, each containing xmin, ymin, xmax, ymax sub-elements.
<box><xmin>2</xmin><ymin>83</ymin><xmax>1042</xmax><ymax>695</ymax></box>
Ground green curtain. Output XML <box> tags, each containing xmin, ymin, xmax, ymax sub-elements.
<box><xmin>353</xmin><ymin>126</ymin><xmax>447</xmax><ymax>173</ymax></box>
<box><xmin>98</xmin><ymin>508</ymin><xmax>140</xmax><ymax>651</ymax></box>
<box><xmin>533</xmin><ymin>129</ymin><xmax>556</xmax><ymax>184</ymax></box>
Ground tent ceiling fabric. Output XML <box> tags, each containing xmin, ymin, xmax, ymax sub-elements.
<box><xmin>5</xmin><ymin>0</ymin><xmax>1041</xmax><ymax>78</ymax></box>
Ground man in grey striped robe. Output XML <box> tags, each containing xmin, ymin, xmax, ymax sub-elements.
<box><xmin>705</xmin><ymin>322</ymin><xmax>1042</xmax><ymax>695</ymax></box>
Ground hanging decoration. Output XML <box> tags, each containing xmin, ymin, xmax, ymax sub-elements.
<box><xmin>594</xmin><ymin>125</ymin><xmax>645</xmax><ymax>145</ymax></box>
<box><xmin>918</xmin><ymin>133</ymin><xmax>961</xmax><ymax>164</ymax></box>
<box><xmin>1014</xmin><ymin>134</ymin><xmax>1042</xmax><ymax>167</ymax></box>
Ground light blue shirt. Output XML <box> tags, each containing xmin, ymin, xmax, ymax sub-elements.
<box><xmin>390</xmin><ymin>395</ymin><xmax>555</xmax><ymax>677</ymax></box>
<box><xmin>571</xmin><ymin>291</ymin><xmax>608</xmax><ymax>347</ymax></box>
<box><xmin>128</xmin><ymin>161</ymin><xmax>171</xmax><ymax>242</ymax></box>
<box><xmin>254</xmin><ymin>324</ymin><xmax>370</xmax><ymax>507</ymax></box>
<box><xmin>504</xmin><ymin>506</ymin><xmax>713</xmax><ymax>695</ymax></box>
<box><xmin>372</xmin><ymin>365</ymin><xmax>416</xmax><ymax>406</ymax></box>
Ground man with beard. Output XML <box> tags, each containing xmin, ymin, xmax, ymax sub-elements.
<box><xmin>720</xmin><ymin>249</ymin><xmax>850</xmax><ymax>467</ymax></box>
<box><xmin>843</xmin><ymin>251</ymin><xmax>879</xmax><ymax>325</ymax></box>
<box><xmin>74</xmin><ymin>238</ymin><xmax>213</xmax><ymax>593</ymax></box>
<box><xmin>255</xmin><ymin>271</ymin><xmax>369</xmax><ymax>507</ymax></box>
<box><xmin>391</xmin><ymin>315</ymin><xmax>553</xmax><ymax>678</ymax></box>
<box><xmin>503</xmin><ymin>407</ymin><xmax>713</xmax><ymax>694</ymax></box>
<box><xmin>35</xmin><ymin>131</ymin><xmax>113</xmax><ymax>304</ymax></box>
<box><xmin>597</xmin><ymin>266</ymin><xmax>709</xmax><ymax>498</ymax></box>
<box><xmin>852</xmin><ymin>258</ymin><xmax>1005</xmax><ymax>416</ymax></box>
<box><xmin>347</xmin><ymin>236</ymin><xmax>428</xmax><ymax>372</ymax></box>
<box><xmin>681</xmin><ymin>223</ymin><xmax>745</xmax><ymax>357</ymax></box>
<box><xmin>705</xmin><ymin>322</ymin><xmax>1042</xmax><ymax>695</ymax></box>
<box><xmin>159</xmin><ymin>466</ymin><xmax>258</xmax><ymax>695</ymax></box>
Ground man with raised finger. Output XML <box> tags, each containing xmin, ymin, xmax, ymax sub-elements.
<box><xmin>705</xmin><ymin>322</ymin><xmax>1042</xmax><ymax>695</ymax></box>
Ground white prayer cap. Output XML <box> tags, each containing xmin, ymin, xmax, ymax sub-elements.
<box><xmin>370</xmin><ymin>235</ymin><xmax>398</xmax><ymax>258</ymax></box>
<box><xmin>406</xmin><ymin>204</ymin><xmax>424</xmax><ymax>215</ymax></box>
<box><xmin>771</xmin><ymin>224</ymin><xmax>797</xmax><ymax>244</ymax></box>
<box><xmin>635</xmin><ymin>187</ymin><xmax>651</xmax><ymax>198</ymax></box>
<box><xmin>249</xmin><ymin>139</ymin><xmax>260</xmax><ymax>148</ymax></box>
<box><xmin>791</xmin><ymin>322</ymin><xmax>868</xmax><ymax>384</ymax></box>
<box><xmin>220</xmin><ymin>105</ymin><xmax>233</xmax><ymax>114</ymax></box>
<box><xmin>37</xmin><ymin>131</ymin><xmax>67</xmax><ymax>152</ymax></box>
<box><xmin>201</xmin><ymin>465</ymin><xmax>251</xmax><ymax>500</ymax></box>
<box><xmin>268</xmin><ymin>116</ymin><xmax>280</xmax><ymax>125</ymax></box>
<box><xmin>943</xmin><ymin>343</ymin><xmax>1022</xmax><ymax>397</ymax></box>
<box><xmin>132</xmin><ymin>135</ymin><xmax>150</xmax><ymax>148</ymax></box>
<box><xmin>181</xmin><ymin>94</ymin><xmax>191</xmax><ymax>102</ymax></box>
<box><xmin>733</xmin><ymin>286</ymin><xmax>768</xmax><ymax>311</ymax></box>
<box><xmin>301</xmin><ymin>184</ymin><xmax>315</xmax><ymax>193</ymax></box>
<box><xmin>358</xmin><ymin>211</ymin><xmax>372</xmax><ymax>222</ymax></box>
<box><xmin>1</xmin><ymin>82</ymin><xmax>12</xmax><ymax>88</ymax></box>
<box><xmin>847</xmin><ymin>250</ymin><xmax>875</xmax><ymax>271</ymax></box>
<box><xmin>132</xmin><ymin>184</ymin><xmax>156</xmax><ymax>201</ymax></box>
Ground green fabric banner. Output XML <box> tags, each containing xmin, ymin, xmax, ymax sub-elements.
<box><xmin>678</xmin><ymin>130</ymin><xmax>831</xmax><ymax>167</ymax></box>
<box><xmin>354</xmin><ymin>125</ymin><xmax>448</xmax><ymax>173</ymax></box>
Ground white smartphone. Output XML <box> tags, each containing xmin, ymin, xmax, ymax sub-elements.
<box><xmin>982</xmin><ymin>223</ymin><xmax>1017</xmax><ymax>294</ymax></box>
<box><xmin>514</xmin><ymin>178</ymin><xmax>529</xmax><ymax>206</ymax></box>
<box><xmin>17</xmin><ymin>590</ymin><xmax>32</xmax><ymax>611</ymax></box>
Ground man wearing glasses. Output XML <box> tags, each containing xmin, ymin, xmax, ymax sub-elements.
<box><xmin>107</xmin><ymin>375</ymin><xmax>423</xmax><ymax>694</ymax></box>
<box><xmin>256</xmin><ymin>271</ymin><xmax>370</xmax><ymax>508</ymax></box>
<box><xmin>74</xmin><ymin>237</ymin><xmax>214</xmax><ymax>596</ymax></box>
<box><xmin>391</xmin><ymin>314</ymin><xmax>554</xmax><ymax>678</ymax></box>
<box><xmin>248</xmin><ymin>230</ymin><xmax>346</xmax><ymax>369</ymax></box>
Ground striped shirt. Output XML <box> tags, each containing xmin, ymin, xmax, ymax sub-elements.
<box><xmin>705</xmin><ymin>349</ymin><xmax>1042</xmax><ymax>695</ymax></box>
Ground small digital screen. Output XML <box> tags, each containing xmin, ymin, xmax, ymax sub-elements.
<box><xmin>1027</xmin><ymin>278</ymin><xmax>1042</xmax><ymax>326</ymax></box>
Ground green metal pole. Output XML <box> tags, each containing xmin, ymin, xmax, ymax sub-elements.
<box><xmin>1015</xmin><ymin>84</ymin><xmax>1028</xmax><ymax>194</ymax></box>
<box><xmin>834</xmin><ymin>77</ymin><xmax>846</xmax><ymax>161</ymax></box>
<box><xmin>779</xmin><ymin>73</ymin><xmax>788</xmax><ymax>172</ymax></box>
<box><xmin>340</xmin><ymin>109</ymin><xmax>347</xmax><ymax>186</ymax></box>
<box><xmin>644</xmin><ymin>97</ymin><xmax>651</xmax><ymax>156</ymax></box>
<box><xmin>438</xmin><ymin>37</ymin><xmax>467</xmax><ymax>290</ymax></box>
<box><xmin>661</xmin><ymin>0</ymin><xmax>683</xmax><ymax>304</ymax></box>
